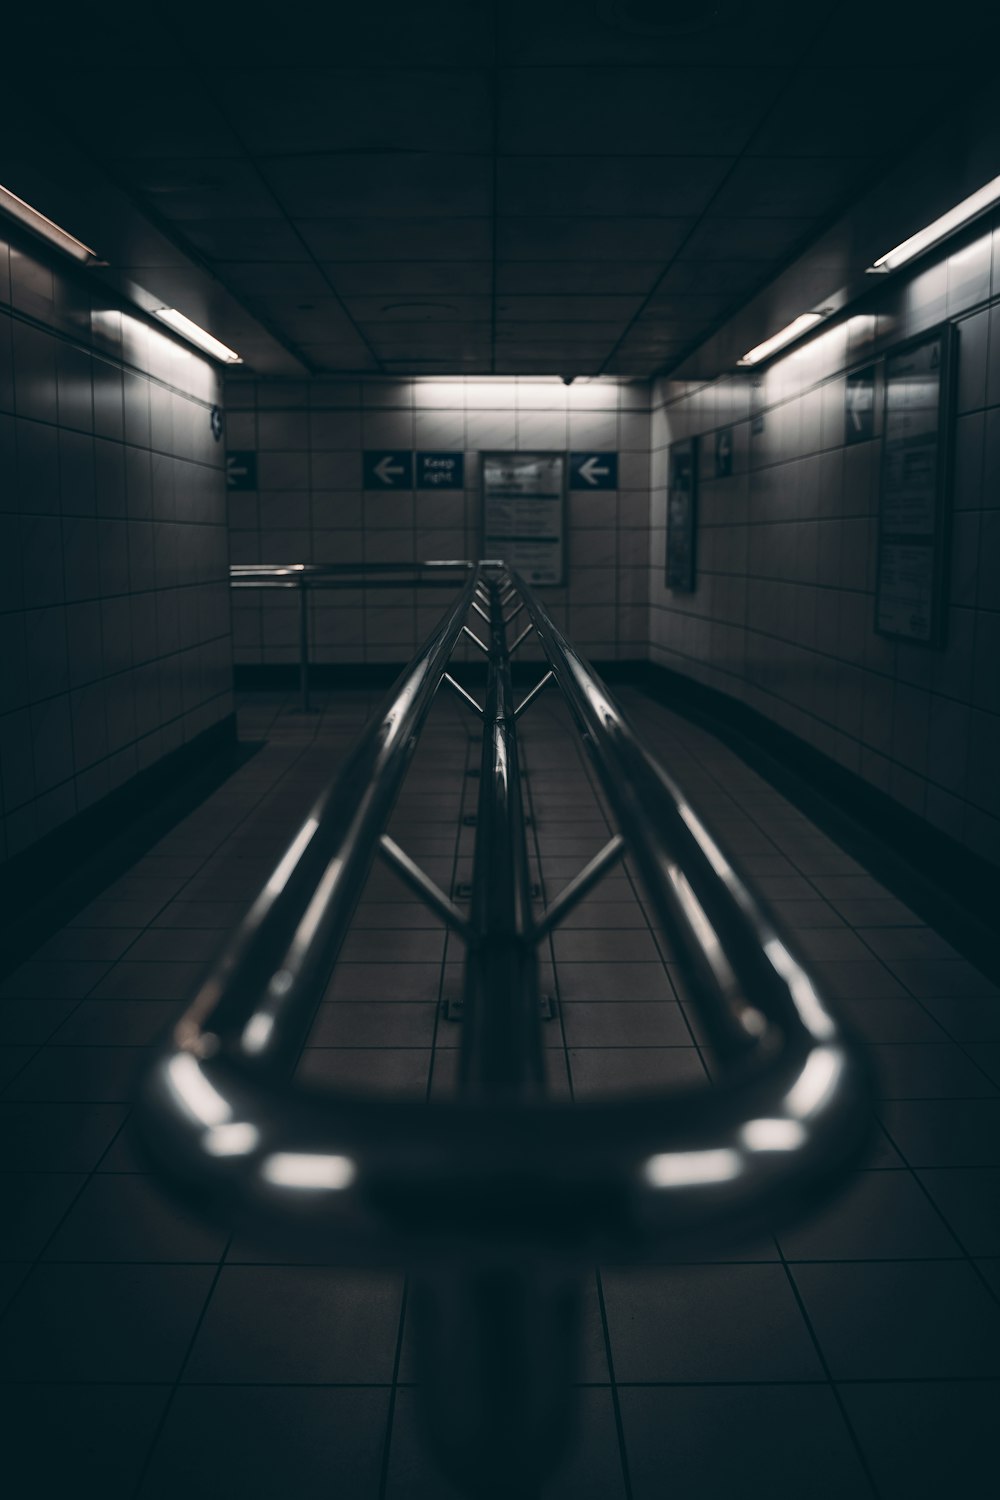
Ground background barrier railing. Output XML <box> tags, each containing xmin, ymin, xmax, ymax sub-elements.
<box><xmin>139</xmin><ymin>561</ymin><xmax>873</xmax><ymax>1498</ymax></box>
<box><xmin>230</xmin><ymin>560</ymin><xmax>477</xmax><ymax>710</ymax></box>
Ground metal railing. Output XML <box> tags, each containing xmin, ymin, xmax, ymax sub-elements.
<box><xmin>230</xmin><ymin>560</ymin><xmax>476</xmax><ymax>710</ymax></box>
<box><xmin>137</xmin><ymin>561</ymin><xmax>873</xmax><ymax>1498</ymax></box>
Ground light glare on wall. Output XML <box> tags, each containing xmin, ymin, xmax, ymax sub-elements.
<box><xmin>868</xmin><ymin>173</ymin><xmax>1000</xmax><ymax>272</ymax></box>
<box><xmin>737</xmin><ymin>312</ymin><xmax>826</xmax><ymax>367</ymax></box>
<box><xmin>151</xmin><ymin>307</ymin><xmax>243</xmax><ymax>364</ymax></box>
<box><xmin>0</xmin><ymin>183</ymin><xmax>98</xmax><ymax>263</ymax></box>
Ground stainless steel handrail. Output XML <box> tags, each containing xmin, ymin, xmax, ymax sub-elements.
<box><xmin>138</xmin><ymin>558</ymin><xmax>873</xmax><ymax>1495</ymax></box>
<box><xmin>229</xmin><ymin>559</ymin><xmax>483</xmax><ymax>710</ymax></box>
<box><xmin>138</xmin><ymin>562</ymin><xmax>872</xmax><ymax>1261</ymax></box>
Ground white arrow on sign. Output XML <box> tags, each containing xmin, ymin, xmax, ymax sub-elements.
<box><xmin>374</xmin><ymin>456</ymin><xmax>406</xmax><ymax>484</ymax></box>
<box><xmin>579</xmin><ymin>456</ymin><xmax>610</xmax><ymax>486</ymax></box>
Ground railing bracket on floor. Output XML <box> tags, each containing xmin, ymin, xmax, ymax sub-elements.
<box><xmin>444</xmin><ymin>994</ymin><xmax>555</xmax><ymax>1023</ymax></box>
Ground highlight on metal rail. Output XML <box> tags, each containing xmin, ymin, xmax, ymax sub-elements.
<box><xmin>137</xmin><ymin>559</ymin><xmax>874</xmax><ymax>1498</ymax></box>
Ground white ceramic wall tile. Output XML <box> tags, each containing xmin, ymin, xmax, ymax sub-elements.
<box><xmin>0</xmin><ymin>227</ymin><xmax>232</xmax><ymax>866</ymax></box>
<box><xmin>228</xmin><ymin>375</ymin><xmax>650</xmax><ymax>667</ymax></box>
<box><xmin>649</xmin><ymin>231</ymin><xmax>1000</xmax><ymax>868</ymax></box>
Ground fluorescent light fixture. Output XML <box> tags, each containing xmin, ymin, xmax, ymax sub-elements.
<box><xmin>151</xmin><ymin>306</ymin><xmax>242</xmax><ymax>364</ymax></box>
<box><xmin>738</xmin><ymin>311</ymin><xmax>826</xmax><ymax>367</ymax></box>
<box><xmin>869</xmin><ymin>172</ymin><xmax>1000</xmax><ymax>273</ymax></box>
<box><xmin>0</xmin><ymin>182</ymin><xmax>98</xmax><ymax>263</ymax></box>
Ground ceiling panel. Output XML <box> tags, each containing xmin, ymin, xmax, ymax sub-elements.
<box><xmin>343</xmin><ymin>296</ymin><xmax>492</xmax><ymax>323</ymax></box>
<box><xmin>498</xmin><ymin>67</ymin><xmax>783</xmax><ymax>157</ymax></box>
<box><xmin>495</xmin><ymin>295</ymin><xmax>645</xmax><ymax>322</ymax></box>
<box><xmin>322</xmin><ymin>263</ymin><xmax>493</xmax><ymax>296</ymax></box>
<box><xmin>296</xmin><ymin>218</ymin><xmax>493</xmax><ymax>262</ymax></box>
<box><xmin>746</xmin><ymin>68</ymin><xmax>958</xmax><ymax>159</ymax></box>
<box><xmin>262</xmin><ymin>154</ymin><xmax>493</xmax><ymax>219</ymax></box>
<box><xmin>115</xmin><ymin>158</ymin><xmax>280</xmax><ymax>220</ymax></box>
<box><xmin>677</xmin><ymin>218</ymin><xmax>816</xmax><ymax>262</ymax></box>
<box><xmin>496</xmin><ymin>261</ymin><xmax>662</xmax><ymax>294</ymax></box>
<box><xmin>496</xmin><ymin>217</ymin><xmax>695</xmax><ymax>261</ymax></box>
<box><xmin>497</xmin><ymin>156</ymin><xmax>729</xmax><ymax>217</ymax></box>
<box><xmin>704</xmin><ymin>158</ymin><xmax>867</xmax><ymax>218</ymax></box>
<box><xmin>17</xmin><ymin>4</ymin><xmax>983</xmax><ymax>380</ymax></box>
<box><xmin>180</xmin><ymin>219</ymin><xmax>312</xmax><ymax>262</ymax></box>
<box><xmin>496</xmin><ymin>0</ymin><xmax>824</xmax><ymax>66</ymax></box>
<box><xmin>225</xmin><ymin>69</ymin><xmax>493</xmax><ymax>155</ymax></box>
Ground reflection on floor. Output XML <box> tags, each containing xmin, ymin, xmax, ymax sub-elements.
<box><xmin>1</xmin><ymin>688</ymin><xmax>998</xmax><ymax>1498</ymax></box>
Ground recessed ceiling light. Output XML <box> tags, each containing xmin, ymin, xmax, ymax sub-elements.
<box><xmin>868</xmin><ymin>172</ymin><xmax>1000</xmax><ymax>273</ymax></box>
<box><xmin>737</xmin><ymin>310</ymin><xmax>828</xmax><ymax>367</ymax></box>
<box><xmin>0</xmin><ymin>183</ymin><xmax>99</xmax><ymax>263</ymax></box>
<box><xmin>151</xmin><ymin>307</ymin><xmax>242</xmax><ymax>364</ymax></box>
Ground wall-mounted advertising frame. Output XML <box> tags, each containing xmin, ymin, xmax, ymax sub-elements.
<box><xmin>481</xmin><ymin>452</ymin><xmax>566</xmax><ymax>586</ymax></box>
<box><xmin>874</xmin><ymin>323</ymin><xmax>955</xmax><ymax>647</ymax></box>
<box><xmin>665</xmin><ymin>437</ymin><xmax>698</xmax><ymax>592</ymax></box>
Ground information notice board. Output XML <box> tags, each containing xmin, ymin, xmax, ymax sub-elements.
<box><xmin>665</xmin><ymin>437</ymin><xmax>698</xmax><ymax>592</ymax></box>
<box><xmin>481</xmin><ymin>452</ymin><xmax>566</xmax><ymax>585</ymax></box>
<box><xmin>875</xmin><ymin>325</ymin><xmax>954</xmax><ymax>646</ymax></box>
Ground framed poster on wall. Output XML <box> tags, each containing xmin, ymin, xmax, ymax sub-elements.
<box><xmin>665</xmin><ymin>437</ymin><xmax>698</xmax><ymax>592</ymax></box>
<box><xmin>875</xmin><ymin>324</ymin><xmax>955</xmax><ymax>646</ymax></box>
<box><xmin>481</xmin><ymin>452</ymin><xmax>566</xmax><ymax>585</ymax></box>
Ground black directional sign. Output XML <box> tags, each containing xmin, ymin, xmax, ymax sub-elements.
<box><xmin>568</xmin><ymin>452</ymin><xmax>618</xmax><ymax>490</ymax></box>
<box><xmin>226</xmin><ymin>451</ymin><xmax>257</xmax><ymax>491</ymax></box>
<box><xmin>417</xmin><ymin>452</ymin><xmax>464</xmax><ymax>489</ymax></box>
<box><xmin>363</xmin><ymin>450</ymin><xmax>413</xmax><ymax>488</ymax></box>
<box><xmin>715</xmin><ymin>428</ymin><xmax>733</xmax><ymax>478</ymax></box>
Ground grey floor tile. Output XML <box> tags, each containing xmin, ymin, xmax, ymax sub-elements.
<box><xmin>792</xmin><ymin>1261</ymin><xmax>1000</xmax><ymax>1378</ymax></box>
<box><xmin>90</xmin><ymin>962</ymin><xmax>204</xmax><ymax>1001</ymax></box>
<box><xmin>561</xmin><ymin>1001</ymin><xmax>691</xmax><ymax>1047</ymax></box>
<box><xmin>602</xmin><ymin>1265</ymin><xmax>822</xmax><ymax>1381</ymax></box>
<box><xmin>866</xmin><ymin>1042</ymin><xmax>999</xmax><ymax>1098</ymax></box>
<box><xmin>297</xmin><ymin>1047</ymin><xmax>431</xmax><ymax>1098</ymax></box>
<box><xmin>556</xmin><ymin>963</ymin><xmax>674</xmax><ymax>1002</ymax></box>
<box><xmin>777</xmin><ymin>1170</ymin><xmax>960</xmax><ymax>1260</ymax></box>
<box><xmin>916</xmin><ymin>1168</ymin><xmax>1000</xmax><ymax>1254</ymax></box>
<box><xmin>140</xmin><ymin>1387</ymin><xmax>389</xmax><ymax>1500</ymax></box>
<box><xmin>4</xmin><ymin>1045</ymin><xmax>150</xmax><ymax>1103</ymax></box>
<box><xmin>841</xmin><ymin>1381</ymin><xmax>1000</xmax><ymax>1500</ymax></box>
<box><xmin>0</xmin><ymin>1264</ymin><xmax>214</xmax><ymax>1381</ymax></box>
<box><xmin>49</xmin><ymin>999</ymin><xmax>184</xmax><ymax>1046</ymax></box>
<box><xmin>1</xmin><ymin>1385</ymin><xmax>169</xmax><ymax>1500</ymax></box>
<box><xmin>881</xmin><ymin>1098</ymin><xmax>1000</xmax><ymax>1166</ymax></box>
<box><xmin>0</xmin><ymin>1101</ymin><xmax>128</xmax><ymax>1170</ymax></box>
<box><xmin>620</xmin><ymin>1385</ymin><xmax>872</xmax><ymax>1500</ymax></box>
<box><xmin>309</xmin><ymin>1002</ymin><xmax>438</xmax><ymax>1048</ymax></box>
<box><xmin>0</xmin><ymin>998</ymin><xmax>77</xmax><ymax>1045</ymax></box>
<box><xmin>183</xmin><ymin>1266</ymin><xmax>403</xmax><ymax>1383</ymax></box>
<box><xmin>324</xmin><ymin>963</ymin><xmax>442</xmax><ymax>1002</ymax></box>
<box><xmin>0</xmin><ymin>1172</ymin><xmax>85</xmax><ymax>1260</ymax></box>
<box><xmin>569</xmin><ymin>1046</ymin><xmax>707</xmax><ymax>1099</ymax></box>
<box><xmin>42</xmin><ymin>1173</ymin><xmax>227</xmax><ymax>1263</ymax></box>
<box><xmin>0</xmin><ymin>960</ymin><xmax>112</xmax><ymax>1000</ymax></box>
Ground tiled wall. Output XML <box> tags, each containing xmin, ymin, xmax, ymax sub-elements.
<box><xmin>225</xmin><ymin>376</ymin><xmax>650</xmax><ymax>666</ymax></box>
<box><xmin>0</xmin><ymin>227</ymin><xmax>233</xmax><ymax>867</ymax></box>
<box><xmin>649</xmin><ymin>220</ymin><xmax>1000</xmax><ymax>867</ymax></box>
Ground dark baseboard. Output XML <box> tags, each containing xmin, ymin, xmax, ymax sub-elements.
<box><xmin>234</xmin><ymin>660</ymin><xmax>650</xmax><ymax>693</ymax></box>
<box><xmin>0</xmin><ymin>715</ymin><xmax>249</xmax><ymax>977</ymax></box>
<box><xmin>632</xmin><ymin>662</ymin><xmax>1000</xmax><ymax>986</ymax></box>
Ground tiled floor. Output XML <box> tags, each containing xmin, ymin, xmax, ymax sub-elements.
<box><xmin>1</xmin><ymin>686</ymin><xmax>998</xmax><ymax>1498</ymax></box>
